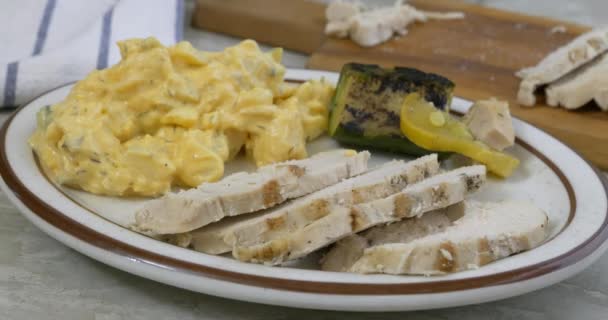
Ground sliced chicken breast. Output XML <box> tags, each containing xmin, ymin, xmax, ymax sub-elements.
<box><xmin>516</xmin><ymin>27</ymin><xmax>608</xmax><ymax>106</ymax></box>
<box><xmin>340</xmin><ymin>200</ymin><xmax>548</xmax><ymax>275</ymax></box>
<box><xmin>545</xmin><ymin>52</ymin><xmax>608</xmax><ymax>111</ymax></box>
<box><xmin>176</xmin><ymin>211</ymin><xmax>269</xmax><ymax>255</ymax></box>
<box><xmin>132</xmin><ymin>149</ymin><xmax>370</xmax><ymax>235</ymax></box>
<box><xmin>186</xmin><ymin>154</ymin><xmax>440</xmax><ymax>255</ymax></box>
<box><xmin>233</xmin><ymin>165</ymin><xmax>486</xmax><ymax>265</ymax></box>
<box><xmin>321</xmin><ymin>203</ymin><xmax>464</xmax><ymax>272</ymax></box>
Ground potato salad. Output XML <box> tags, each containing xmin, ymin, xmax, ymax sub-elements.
<box><xmin>29</xmin><ymin>38</ymin><xmax>334</xmax><ymax>197</ymax></box>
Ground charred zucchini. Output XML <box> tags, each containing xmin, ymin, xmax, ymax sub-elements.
<box><xmin>328</xmin><ymin>63</ymin><xmax>454</xmax><ymax>156</ymax></box>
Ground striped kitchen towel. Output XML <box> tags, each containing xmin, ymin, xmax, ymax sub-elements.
<box><xmin>0</xmin><ymin>0</ymin><xmax>185</xmax><ymax>108</ymax></box>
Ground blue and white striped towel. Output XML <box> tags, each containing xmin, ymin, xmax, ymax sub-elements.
<box><xmin>0</xmin><ymin>0</ymin><xmax>185</xmax><ymax>108</ymax></box>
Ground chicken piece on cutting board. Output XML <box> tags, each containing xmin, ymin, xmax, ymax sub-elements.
<box><xmin>324</xmin><ymin>0</ymin><xmax>464</xmax><ymax>47</ymax></box>
<box><xmin>545</xmin><ymin>52</ymin><xmax>608</xmax><ymax>111</ymax></box>
<box><xmin>516</xmin><ymin>27</ymin><xmax>608</xmax><ymax>106</ymax></box>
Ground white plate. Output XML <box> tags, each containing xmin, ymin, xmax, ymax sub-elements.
<box><xmin>1</xmin><ymin>69</ymin><xmax>607</xmax><ymax>312</ymax></box>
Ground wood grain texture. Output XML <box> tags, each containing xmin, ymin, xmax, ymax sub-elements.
<box><xmin>192</xmin><ymin>0</ymin><xmax>608</xmax><ymax>168</ymax></box>
<box><xmin>192</xmin><ymin>0</ymin><xmax>326</xmax><ymax>53</ymax></box>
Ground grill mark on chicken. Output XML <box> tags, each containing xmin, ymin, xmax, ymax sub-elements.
<box><xmin>393</xmin><ymin>193</ymin><xmax>412</xmax><ymax>218</ymax></box>
<box><xmin>238</xmin><ymin>239</ymin><xmax>289</xmax><ymax>262</ymax></box>
<box><xmin>464</xmin><ymin>174</ymin><xmax>483</xmax><ymax>192</ymax></box>
<box><xmin>351</xmin><ymin>189</ymin><xmax>364</xmax><ymax>204</ymax></box>
<box><xmin>262</xmin><ymin>180</ymin><xmax>282</xmax><ymax>207</ymax></box>
<box><xmin>477</xmin><ymin>238</ymin><xmax>493</xmax><ymax>266</ymax></box>
<box><xmin>265</xmin><ymin>216</ymin><xmax>285</xmax><ymax>231</ymax></box>
<box><xmin>436</xmin><ymin>242</ymin><xmax>457</xmax><ymax>272</ymax></box>
<box><xmin>304</xmin><ymin>199</ymin><xmax>331</xmax><ymax>221</ymax></box>
<box><xmin>349</xmin><ymin>208</ymin><xmax>365</xmax><ymax>231</ymax></box>
<box><xmin>285</xmin><ymin>165</ymin><xmax>306</xmax><ymax>177</ymax></box>
<box><xmin>431</xmin><ymin>183</ymin><xmax>449</xmax><ymax>204</ymax></box>
<box><xmin>411</xmin><ymin>165</ymin><xmax>426</xmax><ymax>182</ymax></box>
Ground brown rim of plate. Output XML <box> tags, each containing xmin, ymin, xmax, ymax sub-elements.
<box><xmin>0</xmin><ymin>83</ymin><xmax>606</xmax><ymax>296</ymax></box>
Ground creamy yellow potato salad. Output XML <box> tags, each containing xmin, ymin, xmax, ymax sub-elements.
<box><xmin>29</xmin><ymin>38</ymin><xmax>334</xmax><ymax>197</ymax></box>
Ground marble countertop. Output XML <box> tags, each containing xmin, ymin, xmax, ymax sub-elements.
<box><xmin>2</xmin><ymin>1</ymin><xmax>607</xmax><ymax>319</ymax></box>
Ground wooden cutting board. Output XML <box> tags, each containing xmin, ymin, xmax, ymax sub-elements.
<box><xmin>193</xmin><ymin>0</ymin><xmax>608</xmax><ymax>169</ymax></box>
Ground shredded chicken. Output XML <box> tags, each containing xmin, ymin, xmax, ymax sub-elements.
<box><xmin>324</xmin><ymin>0</ymin><xmax>464</xmax><ymax>47</ymax></box>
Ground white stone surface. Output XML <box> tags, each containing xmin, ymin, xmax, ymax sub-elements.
<box><xmin>1</xmin><ymin>0</ymin><xmax>607</xmax><ymax>319</ymax></box>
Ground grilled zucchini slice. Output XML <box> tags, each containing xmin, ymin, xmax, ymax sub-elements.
<box><xmin>328</xmin><ymin>63</ymin><xmax>454</xmax><ymax>156</ymax></box>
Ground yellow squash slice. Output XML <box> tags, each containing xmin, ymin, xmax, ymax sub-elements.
<box><xmin>400</xmin><ymin>93</ymin><xmax>519</xmax><ymax>177</ymax></box>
